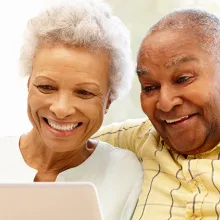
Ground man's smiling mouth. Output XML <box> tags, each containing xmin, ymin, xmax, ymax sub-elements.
<box><xmin>164</xmin><ymin>114</ymin><xmax>197</xmax><ymax>125</ymax></box>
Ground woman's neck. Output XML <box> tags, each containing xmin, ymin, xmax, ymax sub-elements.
<box><xmin>19</xmin><ymin>130</ymin><xmax>97</xmax><ymax>175</ymax></box>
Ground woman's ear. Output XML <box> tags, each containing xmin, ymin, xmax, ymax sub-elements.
<box><xmin>107</xmin><ymin>97</ymin><xmax>112</xmax><ymax>109</ymax></box>
<box><xmin>27</xmin><ymin>76</ymin><xmax>31</xmax><ymax>89</ymax></box>
<box><xmin>105</xmin><ymin>97</ymin><xmax>112</xmax><ymax>114</ymax></box>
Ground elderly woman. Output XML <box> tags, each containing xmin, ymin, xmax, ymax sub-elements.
<box><xmin>0</xmin><ymin>0</ymin><xmax>143</xmax><ymax>219</ymax></box>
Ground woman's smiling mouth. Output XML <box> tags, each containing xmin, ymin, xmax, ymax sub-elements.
<box><xmin>44</xmin><ymin>118</ymin><xmax>82</xmax><ymax>132</ymax></box>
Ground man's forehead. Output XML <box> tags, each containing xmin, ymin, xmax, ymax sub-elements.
<box><xmin>141</xmin><ymin>30</ymin><xmax>191</xmax><ymax>49</ymax></box>
<box><xmin>136</xmin><ymin>54</ymin><xmax>199</xmax><ymax>76</ymax></box>
<box><xmin>136</xmin><ymin>32</ymin><xmax>204</xmax><ymax>75</ymax></box>
<box><xmin>137</xmin><ymin>30</ymin><xmax>204</xmax><ymax>63</ymax></box>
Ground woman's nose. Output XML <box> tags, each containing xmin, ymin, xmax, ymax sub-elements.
<box><xmin>49</xmin><ymin>95</ymin><xmax>76</xmax><ymax>119</ymax></box>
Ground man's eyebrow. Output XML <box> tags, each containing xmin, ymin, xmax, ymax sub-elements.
<box><xmin>136</xmin><ymin>67</ymin><xmax>150</xmax><ymax>76</ymax></box>
<box><xmin>165</xmin><ymin>55</ymin><xmax>198</xmax><ymax>68</ymax></box>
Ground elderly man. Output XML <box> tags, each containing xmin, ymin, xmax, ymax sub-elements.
<box><xmin>94</xmin><ymin>8</ymin><xmax>220</xmax><ymax>220</ymax></box>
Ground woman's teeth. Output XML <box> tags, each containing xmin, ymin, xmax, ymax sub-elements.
<box><xmin>47</xmin><ymin>119</ymin><xmax>79</xmax><ymax>131</ymax></box>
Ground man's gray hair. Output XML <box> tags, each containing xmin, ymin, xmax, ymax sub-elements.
<box><xmin>19</xmin><ymin>0</ymin><xmax>133</xmax><ymax>101</ymax></box>
<box><xmin>145</xmin><ymin>8</ymin><xmax>220</xmax><ymax>59</ymax></box>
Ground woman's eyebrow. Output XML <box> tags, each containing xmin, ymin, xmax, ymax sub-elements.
<box><xmin>34</xmin><ymin>76</ymin><xmax>57</xmax><ymax>83</ymax></box>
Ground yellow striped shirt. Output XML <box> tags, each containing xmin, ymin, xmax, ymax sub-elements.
<box><xmin>93</xmin><ymin>118</ymin><xmax>220</xmax><ymax>220</ymax></box>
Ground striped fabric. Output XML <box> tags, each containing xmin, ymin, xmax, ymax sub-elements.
<box><xmin>93</xmin><ymin>118</ymin><xmax>220</xmax><ymax>220</ymax></box>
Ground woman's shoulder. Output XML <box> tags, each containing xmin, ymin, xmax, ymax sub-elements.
<box><xmin>97</xmin><ymin>141</ymin><xmax>136</xmax><ymax>155</ymax></box>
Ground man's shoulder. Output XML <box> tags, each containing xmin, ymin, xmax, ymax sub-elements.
<box><xmin>93</xmin><ymin>117</ymin><xmax>153</xmax><ymax>138</ymax></box>
<box><xmin>107</xmin><ymin>117</ymin><xmax>151</xmax><ymax>130</ymax></box>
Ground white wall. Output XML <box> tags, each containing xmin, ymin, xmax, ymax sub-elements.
<box><xmin>1</xmin><ymin>0</ymin><xmax>220</xmax><ymax>136</ymax></box>
<box><xmin>0</xmin><ymin>0</ymin><xmax>46</xmax><ymax>136</ymax></box>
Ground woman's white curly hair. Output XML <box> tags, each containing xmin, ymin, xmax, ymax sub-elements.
<box><xmin>19</xmin><ymin>0</ymin><xmax>133</xmax><ymax>101</ymax></box>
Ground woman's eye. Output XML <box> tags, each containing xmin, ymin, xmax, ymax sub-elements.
<box><xmin>77</xmin><ymin>90</ymin><xmax>94</xmax><ymax>98</ymax></box>
<box><xmin>176</xmin><ymin>76</ymin><xmax>190</xmax><ymax>84</ymax></box>
<box><xmin>37</xmin><ymin>85</ymin><xmax>54</xmax><ymax>90</ymax></box>
<box><xmin>35</xmin><ymin>85</ymin><xmax>55</xmax><ymax>93</ymax></box>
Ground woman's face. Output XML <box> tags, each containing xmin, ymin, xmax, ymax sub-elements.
<box><xmin>28</xmin><ymin>45</ymin><xmax>111</xmax><ymax>152</ymax></box>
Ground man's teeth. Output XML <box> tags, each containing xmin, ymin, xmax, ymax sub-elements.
<box><xmin>47</xmin><ymin>119</ymin><xmax>79</xmax><ymax>131</ymax></box>
<box><xmin>166</xmin><ymin>116</ymin><xmax>189</xmax><ymax>124</ymax></box>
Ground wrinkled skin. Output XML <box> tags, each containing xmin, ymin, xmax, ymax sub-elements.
<box><xmin>137</xmin><ymin>30</ymin><xmax>220</xmax><ymax>155</ymax></box>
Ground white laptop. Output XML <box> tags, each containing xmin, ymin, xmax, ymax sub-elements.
<box><xmin>0</xmin><ymin>182</ymin><xmax>103</xmax><ymax>220</ymax></box>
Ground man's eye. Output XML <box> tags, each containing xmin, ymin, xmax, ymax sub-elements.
<box><xmin>176</xmin><ymin>76</ymin><xmax>190</xmax><ymax>84</ymax></box>
<box><xmin>142</xmin><ymin>85</ymin><xmax>157</xmax><ymax>94</ymax></box>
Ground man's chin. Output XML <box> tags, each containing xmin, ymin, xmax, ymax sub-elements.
<box><xmin>168</xmin><ymin>141</ymin><xmax>203</xmax><ymax>155</ymax></box>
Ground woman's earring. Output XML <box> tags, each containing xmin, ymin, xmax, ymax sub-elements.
<box><xmin>105</xmin><ymin>109</ymin><xmax>108</xmax><ymax>114</ymax></box>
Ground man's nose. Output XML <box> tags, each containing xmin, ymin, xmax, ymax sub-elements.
<box><xmin>156</xmin><ymin>86</ymin><xmax>183</xmax><ymax>112</ymax></box>
<box><xmin>49</xmin><ymin>94</ymin><xmax>76</xmax><ymax>119</ymax></box>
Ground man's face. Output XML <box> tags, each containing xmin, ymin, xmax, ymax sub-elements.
<box><xmin>137</xmin><ymin>30</ymin><xmax>220</xmax><ymax>155</ymax></box>
<box><xmin>28</xmin><ymin>45</ymin><xmax>110</xmax><ymax>152</ymax></box>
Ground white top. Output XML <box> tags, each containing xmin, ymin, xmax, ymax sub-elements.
<box><xmin>0</xmin><ymin>136</ymin><xmax>143</xmax><ymax>220</ymax></box>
